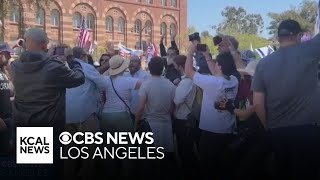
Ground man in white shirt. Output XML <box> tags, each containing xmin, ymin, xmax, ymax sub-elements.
<box><xmin>124</xmin><ymin>55</ymin><xmax>150</xmax><ymax>113</ymax></box>
<box><xmin>173</xmin><ymin>55</ymin><xmax>198</xmax><ymax>179</ymax></box>
<box><xmin>185</xmin><ymin>44</ymin><xmax>239</xmax><ymax>180</ymax></box>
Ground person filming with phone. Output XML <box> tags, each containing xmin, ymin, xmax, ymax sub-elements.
<box><xmin>189</xmin><ymin>32</ymin><xmax>212</xmax><ymax>75</ymax></box>
<box><xmin>185</xmin><ymin>42</ymin><xmax>239</xmax><ymax>180</ymax></box>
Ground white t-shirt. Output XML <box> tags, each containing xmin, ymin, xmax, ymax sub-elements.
<box><xmin>103</xmin><ymin>76</ymin><xmax>138</xmax><ymax>113</ymax></box>
<box><xmin>193</xmin><ymin>72</ymin><xmax>239</xmax><ymax>134</ymax></box>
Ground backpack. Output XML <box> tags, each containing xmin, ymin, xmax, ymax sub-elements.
<box><xmin>185</xmin><ymin>86</ymin><xmax>202</xmax><ymax>129</ymax></box>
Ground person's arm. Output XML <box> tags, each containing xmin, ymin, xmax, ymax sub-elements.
<box><xmin>224</xmin><ymin>37</ymin><xmax>245</xmax><ymax>69</ymax></box>
<box><xmin>202</xmin><ymin>46</ymin><xmax>216</xmax><ymax>75</ymax></box>
<box><xmin>135</xmin><ymin>83</ymin><xmax>147</xmax><ymax>131</ymax></box>
<box><xmin>170</xmin><ymin>31</ymin><xmax>179</xmax><ymax>54</ymax></box>
<box><xmin>234</xmin><ymin>105</ymin><xmax>256</xmax><ymax>120</ymax></box>
<box><xmin>253</xmin><ymin>92</ymin><xmax>267</xmax><ymax>129</ymax></box>
<box><xmin>252</xmin><ymin>62</ymin><xmax>267</xmax><ymax>129</ymax></box>
<box><xmin>48</xmin><ymin>58</ymin><xmax>85</xmax><ymax>89</ymax></box>
<box><xmin>134</xmin><ymin>80</ymin><xmax>143</xmax><ymax>90</ymax></box>
<box><xmin>86</xmin><ymin>65</ymin><xmax>108</xmax><ymax>90</ymax></box>
<box><xmin>160</xmin><ymin>35</ymin><xmax>167</xmax><ymax>57</ymax></box>
<box><xmin>174</xmin><ymin>79</ymin><xmax>193</xmax><ymax>106</ymax></box>
<box><xmin>97</xmin><ymin>62</ymin><xmax>110</xmax><ymax>74</ymax></box>
<box><xmin>0</xmin><ymin>118</ymin><xmax>7</xmax><ymax>132</ymax></box>
<box><xmin>185</xmin><ymin>44</ymin><xmax>197</xmax><ymax>79</ymax></box>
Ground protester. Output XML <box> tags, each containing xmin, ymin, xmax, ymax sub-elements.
<box><xmin>87</xmin><ymin>54</ymin><xmax>94</xmax><ymax>66</ymax></box>
<box><xmin>172</xmin><ymin>55</ymin><xmax>198</xmax><ymax>179</ymax></box>
<box><xmin>0</xmin><ymin>42</ymin><xmax>14</xmax><ymax>155</ymax></box>
<box><xmin>100</xmin><ymin>55</ymin><xmax>142</xmax><ymax>178</ymax></box>
<box><xmin>64</xmin><ymin>47</ymin><xmax>108</xmax><ymax>180</ymax></box>
<box><xmin>11</xmin><ymin>28</ymin><xmax>85</xmax><ymax>179</ymax></box>
<box><xmin>252</xmin><ymin>19</ymin><xmax>320</xmax><ymax>179</ymax></box>
<box><xmin>135</xmin><ymin>56</ymin><xmax>176</xmax><ymax>179</ymax></box>
<box><xmin>124</xmin><ymin>55</ymin><xmax>151</xmax><ymax>113</ymax></box>
<box><xmin>159</xmin><ymin>32</ymin><xmax>181</xmax><ymax>85</ymax></box>
<box><xmin>185</xmin><ymin>43</ymin><xmax>239</xmax><ymax>180</ymax></box>
<box><xmin>97</xmin><ymin>53</ymin><xmax>112</xmax><ymax>75</ymax></box>
<box><xmin>189</xmin><ymin>32</ymin><xmax>211</xmax><ymax>75</ymax></box>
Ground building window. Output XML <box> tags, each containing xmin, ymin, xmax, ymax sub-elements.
<box><xmin>51</xmin><ymin>9</ymin><xmax>60</xmax><ymax>26</ymax></box>
<box><xmin>146</xmin><ymin>0</ymin><xmax>153</xmax><ymax>5</ymax></box>
<box><xmin>73</xmin><ymin>12</ymin><xmax>81</xmax><ymax>28</ymax></box>
<box><xmin>161</xmin><ymin>0</ymin><xmax>167</xmax><ymax>6</ymax></box>
<box><xmin>170</xmin><ymin>23</ymin><xmax>176</xmax><ymax>35</ymax></box>
<box><xmin>10</xmin><ymin>8</ymin><xmax>20</xmax><ymax>23</ymax></box>
<box><xmin>87</xmin><ymin>13</ymin><xmax>95</xmax><ymax>29</ymax></box>
<box><xmin>171</xmin><ymin>0</ymin><xmax>177</xmax><ymax>7</ymax></box>
<box><xmin>160</xmin><ymin>22</ymin><xmax>167</xmax><ymax>35</ymax></box>
<box><xmin>106</xmin><ymin>16</ymin><xmax>113</xmax><ymax>32</ymax></box>
<box><xmin>36</xmin><ymin>8</ymin><xmax>45</xmax><ymax>25</ymax></box>
<box><xmin>118</xmin><ymin>17</ymin><xmax>125</xmax><ymax>33</ymax></box>
<box><xmin>134</xmin><ymin>19</ymin><xmax>141</xmax><ymax>33</ymax></box>
<box><xmin>145</xmin><ymin>20</ymin><xmax>152</xmax><ymax>34</ymax></box>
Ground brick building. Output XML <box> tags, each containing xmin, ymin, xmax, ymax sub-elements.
<box><xmin>2</xmin><ymin>0</ymin><xmax>187</xmax><ymax>51</ymax></box>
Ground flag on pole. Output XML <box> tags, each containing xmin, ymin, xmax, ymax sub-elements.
<box><xmin>78</xmin><ymin>16</ymin><xmax>90</xmax><ymax>48</ymax></box>
<box><xmin>146</xmin><ymin>43</ymin><xmax>159</xmax><ymax>64</ymax></box>
<box><xmin>314</xmin><ymin>0</ymin><xmax>320</xmax><ymax>35</ymax></box>
<box><xmin>255</xmin><ymin>45</ymin><xmax>275</xmax><ymax>59</ymax></box>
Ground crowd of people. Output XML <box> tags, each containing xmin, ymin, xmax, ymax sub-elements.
<box><xmin>0</xmin><ymin>19</ymin><xmax>319</xmax><ymax>180</ymax></box>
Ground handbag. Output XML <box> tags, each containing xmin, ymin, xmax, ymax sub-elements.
<box><xmin>110</xmin><ymin>77</ymin><xmax>135</xmax><ymax>123</ymax></box>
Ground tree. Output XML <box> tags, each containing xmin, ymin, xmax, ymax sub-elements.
<box><xmin>267</xmin><ymin>0</ymin><xmax>317</xmax><ymax>36</ymax></box>
<box><xmin>0</xmin><ymin>0</ymin><xmax>49</xmax><ymax>41</ymax></box>
<box><xmin>213</xmin><ymin>6</ymin><xmax>264</xmax><ymax>35</ymax></box>
<box><xmin>201</xmin><ymin>30</ymin><xmax>210</xmax><ymax>38</ymax></box>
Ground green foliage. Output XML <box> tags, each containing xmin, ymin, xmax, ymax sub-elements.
<box><xmin>267</xmin><ymin>0</ymin><xmax>317</xmax><ymax>36</ymax></box>
<box><xmin>92</xmin><ymin>46</ymin><xmax>107</xmax><ymax>62</ymax></box>
<box><xmin>213</xmin><ymin>6</ymin><xmax>264</xmax><ymax>35</ymax></box>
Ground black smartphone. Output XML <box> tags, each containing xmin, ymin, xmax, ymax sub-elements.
<box><xmin>55</xmin><ymin>47</ymin><xmax>65</xmax><ymax>55</ymax></box>
<box><xmin>197</xmin><ymin>44</ymin><xmax>207</xmax><ymax>52</ymax></box>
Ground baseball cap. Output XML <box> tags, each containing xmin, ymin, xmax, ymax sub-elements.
<box><xmin>0</xmin><ymin>42</ymin><xmax>14</xmax><ymax>53</ymax></box>
<box><xmin>278</xmin><ymin>19</ymin><xmax>302</xmax><ymax>37</ymax></box>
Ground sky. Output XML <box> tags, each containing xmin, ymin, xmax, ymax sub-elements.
<box><xmin>187</xmin><ymin>0</ymin><xmax>311</xmax><ymax>38</ymax></box>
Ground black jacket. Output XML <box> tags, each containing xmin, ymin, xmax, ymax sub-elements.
<box><xmin>160</xmin><ymin>41</ymin><xmax>181</xmax><ymax>83</ymax></box>
<box><xmin>11</xmin><ymin>52</ymin><xmax>85</xmax><ymax>131</ymax></box>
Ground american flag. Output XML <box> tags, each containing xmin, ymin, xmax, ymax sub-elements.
<box><xmin>119</xmin><ymin>49</ymin><xmax>125</xmax><ymax>58</ymax></box>
<box><xmin>78</xmin><ymin>16</ymin><xmax>90</xmax><ymax>48</ymax></box>
<box><xmin>314</xmin><ymin>0</ymin><xmax>320</xmax><ymax>35</ymax></box>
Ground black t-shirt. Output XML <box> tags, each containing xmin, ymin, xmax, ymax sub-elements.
<box><xmin>0</xmin><ymin>69</ymin><xmax>12</xmax><ymax>119</ymax></box>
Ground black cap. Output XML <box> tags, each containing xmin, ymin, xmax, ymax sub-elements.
<box><xmin>278</xmin><ymin>19</ymin><xmax>302</xmax><ymax>37</ymax></box>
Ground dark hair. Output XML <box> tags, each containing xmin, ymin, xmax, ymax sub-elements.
<box><xmin>167</xmin><ymin>47</ymin><xmax>179</xmax><ymax>55</ymax></box>
<box><xmin>72</xmin><ymin>47</ymin><xmax>85</xmax><ymax>59</ymax></box>
<box><xmin>148</xmin><ymin>57</ymin><xmax>164</xmax><ymax>76</ymax></box>
<box><xmin>173</xmin><ymin>55</ymin><xmax>186</xmax><ymax>69</ymax></box>
<box><xmin>216</xmin><ymin>52</ymin><xmax>237</xmax><ymax>76</ymax></box>
<box><xmin>87</xmin><ymin>54</ymin><xmax>94</xmax><ymax>66</ymax></box>
<box><xmin>99</xmin><ymin>53</ymin><xmax>111</xmax><ymax>64</ymax></box>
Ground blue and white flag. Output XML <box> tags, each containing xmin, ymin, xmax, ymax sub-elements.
<box><xmin>255</xmin><ymin>45</ymin><xmax>275</xmax><ymax>59</ymax></box>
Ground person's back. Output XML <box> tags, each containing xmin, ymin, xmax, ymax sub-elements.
<box><xmin>253</xmin><ymin>45</ymin><xmax>320</xmax><ymax>128</ymax></box>
<box><xmin>12</xmin><ymin>51</ymin><xmax>84</xmax><ymax>129</ymax></box>
<box><xmin>141</xmin><ymin>77</ymin><xmax>175</xmax><ymax>122</ymax></box>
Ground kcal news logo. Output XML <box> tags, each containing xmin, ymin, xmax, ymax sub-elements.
<box><xmin>16</xmin><ymin>127</ymin><xmax>53</xmax><ymax>164</ymax></box>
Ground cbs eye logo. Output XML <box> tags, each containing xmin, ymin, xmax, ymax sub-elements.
<box><xmin>59</xmin><ymin>132</ymin><xmax>72</xmax><ymax>145</ymax></box>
